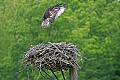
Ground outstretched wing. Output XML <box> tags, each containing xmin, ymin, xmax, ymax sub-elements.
<box><xmin>55</xmin><ymin>5</ymin><xmax>66</xmax><ymax>19</ymax></box>
<box><xmin>41</xmin><ymin>4</ymin><xmax>66</xmax><ymax>28</ymax></box>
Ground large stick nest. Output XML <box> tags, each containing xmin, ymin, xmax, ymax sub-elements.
<box><xmin>23</xmin><ymin>42</ymin><xmax>82</xmax><ymax>71</ymax></box>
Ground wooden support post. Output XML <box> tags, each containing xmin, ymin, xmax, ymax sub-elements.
<box><xmin>69</xmin><ymin>67</ymin><xmax>78</xmax><ymax>80</ymax></box>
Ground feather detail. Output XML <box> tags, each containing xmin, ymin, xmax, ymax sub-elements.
<box><xmin>41</xmin><ymin>18</ymin><xmax>50</xmax><ymax>28</ymax></box>
<box><xmin>55</xmin><ymin>5</ymin><xmax>66</xmax><ymax>19</ymax></box>
<box><xmin>41</xmin><ymin>4</ymin><xmax>66</xmax><ymax>28</ymax></box>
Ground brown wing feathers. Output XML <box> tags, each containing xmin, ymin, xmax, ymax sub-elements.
<box><xmin>41</xmin><ymin>4</ymin><xmax>66</xmax><ymax>28</ymax></box>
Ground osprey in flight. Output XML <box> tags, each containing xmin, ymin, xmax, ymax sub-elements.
<box><xmin>41</xmin><ymin>4</ymin><xmax>66</xmax><ymax>28</ymax></box>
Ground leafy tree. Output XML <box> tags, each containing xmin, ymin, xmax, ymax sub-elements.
<box><xmin>0</xmin><ymin>0</ymin><xmax>120</xmax><ymax>80</ymax></box>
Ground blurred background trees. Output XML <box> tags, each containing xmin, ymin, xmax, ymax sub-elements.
<box><xmin>0</xmin><ymin>0</ymin><xmax>120</xmax><ymax>80</ymax></box>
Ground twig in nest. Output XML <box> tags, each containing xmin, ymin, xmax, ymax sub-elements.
<box><xmin>23</xmin><ymin>42</ymin><xmax>83</xmax><ymax>79</ymax></box>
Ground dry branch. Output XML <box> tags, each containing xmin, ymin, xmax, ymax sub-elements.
<box><xmin>23</xmin><ymin>42</ymin><xmax>83</xmax><ymax>72</ymax></box>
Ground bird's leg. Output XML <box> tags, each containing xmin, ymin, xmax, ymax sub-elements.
<box><xmin>47</xmin><ymin>27</ymin><xmax>51</xmax><ymax>37</ymax></box>
<box><xmin>49</xmin><ymin>17</ymin><xmax>55</xmax><ymax>23</ymax></box>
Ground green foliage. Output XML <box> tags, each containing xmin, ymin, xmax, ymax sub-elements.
<box><xmin>0</xmin><ymin>0</ymin><xmax>120</xmax><ymax>80</ymax></box>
